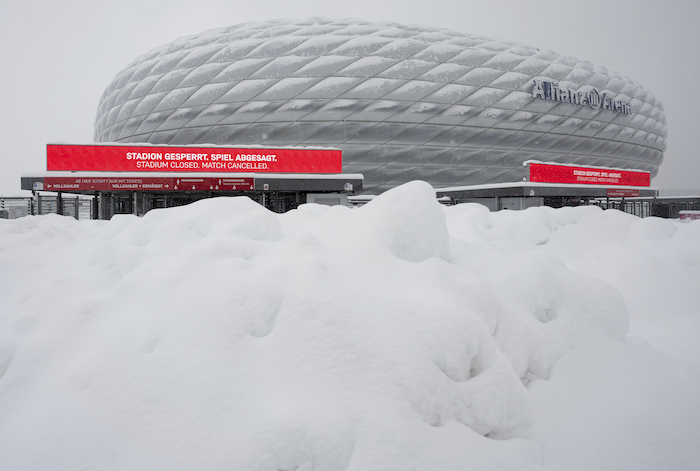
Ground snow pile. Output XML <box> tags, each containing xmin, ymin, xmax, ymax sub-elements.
<box><xmin>0</xmin><ymin>181</ymin><xmax>698</xmax><ymax>470</ymax></box>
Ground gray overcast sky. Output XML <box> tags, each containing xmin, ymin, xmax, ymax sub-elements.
<box><xmin>1</xmin><ymin>0</ymin><xmax>697</xmax><ymax>195</ymax></box>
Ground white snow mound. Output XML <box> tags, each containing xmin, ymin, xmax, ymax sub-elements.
<box><xmin>0</xmin><ymin>182</ymin><xmax>698</xmax><ymax>471</ymax></box>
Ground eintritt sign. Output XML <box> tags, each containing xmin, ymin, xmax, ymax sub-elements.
<box><xmin>531</xmin><ymin>79</ymin><xmax>633</xmax><ymax>115</ymax></box>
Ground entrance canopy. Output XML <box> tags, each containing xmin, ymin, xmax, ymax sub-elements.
<box><xmin>23</xmin><ymin>144</ymin><xmax>362</xmax><ymax>218</ymax></box>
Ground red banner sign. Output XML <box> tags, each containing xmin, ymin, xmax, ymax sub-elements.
<box><xmin>47</xmin><ymin>145</ymin><xmax>342</xmax><ymax>174</ymax></box>
<box><xmin>43</xmin><ymin>176</ymin><xmax>254</xmax><ymax>192</ymax></box>
<box><xmin>528</xmin><ymin>162</ymin><xmax>650</xmax><ymax>187</ymax></box>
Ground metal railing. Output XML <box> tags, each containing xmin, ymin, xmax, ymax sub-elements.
<box><xmin>591</xmin><ymin>197</ymin><xmax>700</xmax><ymax>219</ymax></box>
<box><xmin>36</xmin><ymin>195</ymin><xmax>94</xmax><ymax>220</ymax></box>
<box><xmin>0</xmin><ymin>197</ymin><xmax>33</xmax><ymax>219</ymax></box>
<box><xmin>592</xmin><ymin>199</ymin><xmax>652</xmax><ymax>218</ymax></box>
<box><xmin>0</xmin><ymin>195</ymin><xmax>94</xmax><ymax>220</ymax></box>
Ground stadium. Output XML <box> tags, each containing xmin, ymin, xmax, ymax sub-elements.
<box><xmin>93</xmin><ymin>18</ymin><xmax>666</xmax><ymax>194</ymax></box>
<box><xmin>18</xmin><ymin>18</ymin><xmax>677</xmax><ymax>219</ymax></box>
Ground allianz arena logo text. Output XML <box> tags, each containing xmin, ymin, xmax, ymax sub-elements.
<box><xmin>532</xmin><ymin>79</ymin><xmax>633</xmax><ymax>115</ymax></box>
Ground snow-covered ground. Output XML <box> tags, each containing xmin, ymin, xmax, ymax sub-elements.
<box><xmin>0</xmin><ymin>181</ymin><xmax>698</xmax><ymax>470</ymax></box>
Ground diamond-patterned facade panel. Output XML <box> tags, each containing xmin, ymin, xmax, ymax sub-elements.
<box><xmin>95</xmin><ymin>18</ymin><xmax>666</xmax><ymax>193</ymax></box>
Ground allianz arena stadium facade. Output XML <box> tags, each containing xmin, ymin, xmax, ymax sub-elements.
<box><xmin>94</xmin><ymin>18</ymin><xmax>666</xmax><ymax>193</ymax></box>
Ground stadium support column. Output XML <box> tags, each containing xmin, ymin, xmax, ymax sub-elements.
<box><xmin>92</xmin><ymin>193</ymin><xmax>99</xmax><ymax>220</ymax></box>
<box><xmin>57</xmin><ymin>192</ymin><xmax>63</xmax><ymax>216</ymax></box>
<box><xmin>98</xmin><ymin>192</ymin><xmax>105</xmax><ymax>219</ymax></box>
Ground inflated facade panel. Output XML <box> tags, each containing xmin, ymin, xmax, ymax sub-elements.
<box><xmin>95</xmin><ymin>18</ymin><xmax>666</xmax><ymax>193</ymax></box>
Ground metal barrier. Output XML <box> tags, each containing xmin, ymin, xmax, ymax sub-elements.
<box><xmin>0</xmin><ymin>195</ymin><xmax>94</xmax><ymax>220</ymax></box>
<box><xmin>592</xmin><ymin>199</ymin><xmax>651</xmax><ymax>218</ymax></box>
<box><xmin>35</xmin><ymin>195</ymin><xmax>94</xmax><ymax>220</ymax></box>
<box><xmin>592</xmin><ymin>197</ymin><xmax>700</xmax><ymax>219</ymax></box>
<box><xmin>0</xmin><ymin>197</ymin><xmax>33</xmax><ymax>219</ymax></box>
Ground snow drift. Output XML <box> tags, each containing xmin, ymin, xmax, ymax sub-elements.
<box><xmin>0</xmin><ymin>181</ymin><xmax>698</xmax><ymax>470</ymax></box>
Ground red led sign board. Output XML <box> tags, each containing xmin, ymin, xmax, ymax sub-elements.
<box><xmin>528</xmin><ymin>162</ymin><xmax>650</xmax><ymax>187</ymax></box>
<box><xmin>43</xmin><ymin>177</ymin><xmax>254</xmax><ymax>192</ymax></box>
<box><xmin>47</xmin><ymin>145</ymin><xmax>342</xmax><ymax>174</ymax></box>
